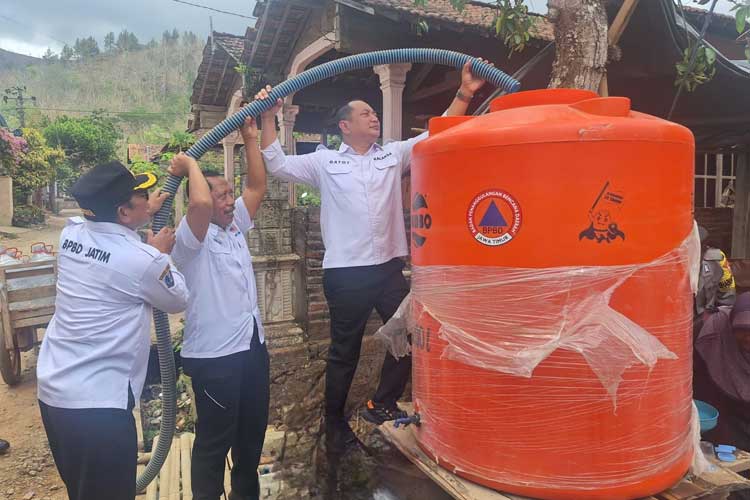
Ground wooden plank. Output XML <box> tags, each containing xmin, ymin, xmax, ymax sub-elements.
<box><xmin>8</xmin><ymin>285</ymin><xmax>56</xmax><ymax>303</ymax></box>
<box><xmin>10</xmin><ymin>306</ymin><xmax>55</xmax><ymax>321</ymax></box>
<box><xmin>159</xmin><ymin>437</ymin><xmax>173</xmax><ymax>500</ymax></box>
<box><xmin>379</xmin><ymin>418</ymin><xmax>517</xmax><ymax>500</ymax></box>
<box><xmin>725</xmin><ymin>449</ymin><xmax>750</xmax><ymax>474</ymax></box>
<box><xmin>134</xmin><ymin>406</ymin><xmax>144</xmax><ymax>452</ymax></box>
<box><xmin>7</xmin><ymin>274</ymin><xmax>55</xmax><ymax>291</ymax></box>
<box><xmin>145</xmin><ymin>434</ymin><xmax>159</xmax><ymax>500</ymax></box>
<box><xmin>8</xmin><ymin>296</ymin><xmax>56</xmax><ymax>312</ymax></box>
<box><xmin>2</xmin><ymin>262</ymin><xmax>56</xmax><ymax>276</ymax></box>
<box><xmin>169</xmin><ymin>439</ymin><xmax>181</xmax><ymax>500</ymax></box>
<box><xmin>608</xmin><ymin>0</ymin><xmax>641</xmax><ymax>45</ymax></box>
<box><xmin>224</xmin><ymin>453</ymin><xmax>233</xmax><ymax>497</ymax></box>
<box><xmin>0</xmin><ymin>269</ymin><xmax>15</xmax><ymax>352</ymax></box>
<box><xmin>181</xmin><ymin>433</ymin><xmax>193</xmax><ymax>500</ymax></box>
<box><xmin>12</xmin><ymin>315</ymin><xmax>52</xmax><ymax>329</ymax></box>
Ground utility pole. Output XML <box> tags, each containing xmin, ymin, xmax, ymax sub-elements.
<box><xmin>3</xmin><ymin>86</ymin><xmax>36</xmax><ymax>128</ymax></box>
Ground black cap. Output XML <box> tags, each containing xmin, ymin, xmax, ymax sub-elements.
<box><xmin>71</xmin><ymin>161</ymin><xmax>157</xmax><ymax>221</ymax></box>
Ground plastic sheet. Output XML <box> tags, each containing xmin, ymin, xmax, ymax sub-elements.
<box><xmin>378</xmin><ymin>228</ymin><xmax>699</xmax><ymax>403</ymax></box>
<box><xmin>376</xmin><ymin>227</ymin><xmax>701</xmax><ymax>496</ymax></box>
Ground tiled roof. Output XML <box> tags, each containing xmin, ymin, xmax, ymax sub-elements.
<box><xmin>358</xmin><ymin>0</ymin><xmax>554</xmax><ymax>41</ymax></box>
<box><xmin>213</xmin><ymin>32</ymin><xmax>247</xmax><ymax>62</ymax></box>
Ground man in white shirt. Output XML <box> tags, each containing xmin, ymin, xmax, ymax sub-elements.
<box><xmin>170</xmin><ymin>116</ymin><xmax>267</xmax><ymax>500</ymax></box>
<box><xmin>256</xmin><ymin>61</ymin><xmax>489</xmax><ymax>450</ymax></box>
<box><xmin>37</xmin><ymin>161</ymin><xmax>189</xmax><ymax>500</ymax></box>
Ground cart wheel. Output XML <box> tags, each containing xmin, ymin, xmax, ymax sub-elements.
<box><xmin>0</xmin><ymin>332</ymin><xmax>21</xmax><ymax>386</ymax></box>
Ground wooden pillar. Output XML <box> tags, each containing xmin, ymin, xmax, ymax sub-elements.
<box><xmin>732</xmin><ymin>152</ymin><xmax>750</xmax><ymax>258</ymax></box>
<box><xmin>374</xmin><ymin>63</ymin><xmax>412</xmax><ymax>142</ymax></box>
<box><xmin>598</xmin><ymin>0</ymin><xmax>641</xmax><ymax>96</ymax></box>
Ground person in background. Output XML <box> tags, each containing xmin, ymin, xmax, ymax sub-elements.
<box><xmin>695</xmin><ymin>225</ymin><xmax>736</xmax><ymax>320</ymax></box>
<box><xmin>695</xmin><ymin>292</ymin><xmax>750</xmax><ymax>452</ymax></box>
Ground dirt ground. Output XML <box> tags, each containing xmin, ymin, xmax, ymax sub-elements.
<box><xmin>0</xmin><ymin>213</ymin><xmax>77</xmax><ymax>500</ymax></box>
<box><xmin>0</xmin><ymin>352</ymin><xmax>66</xmax><ymax>500</ymax></box>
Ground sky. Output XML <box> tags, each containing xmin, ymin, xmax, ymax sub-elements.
<box><xmin>1</xmin><ymin>0</ymin><xmax>258</xmax><ymax>57</ymax></box>
<box><xmin>0</xmin><ymin>0</ymin><xmax>739</xmax><ymax>58</ymax></box>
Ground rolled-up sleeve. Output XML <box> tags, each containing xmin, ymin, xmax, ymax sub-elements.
<box><xmin>262</xmin><ymin>139</ymin><xmax>322</xmax><ymax>188</ymax></box>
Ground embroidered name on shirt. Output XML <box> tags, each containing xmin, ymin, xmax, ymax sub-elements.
<box><xmin>373</xmin><ymin>152</ymin><xmax>393</xmax><ymax>162</ymax></box>
<box><xmin>61</xmin><ymin>239</ymin><xmax>111</xmax><ymax>263</ymax></box>
<box><xmin>328</xmin><ymin>160</ymin><xmax>351</xmax><ymax>165</ymax></box>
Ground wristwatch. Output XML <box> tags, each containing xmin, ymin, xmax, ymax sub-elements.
<box><xmin>456</xmin><ymin>89</ymin><xmax>474</xmax><ymax>103</ymax></box>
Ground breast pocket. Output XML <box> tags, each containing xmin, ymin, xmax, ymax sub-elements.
<box><xmin>373</xmin><ymin>155</ymin><xmax>399</xmax><ymax>171</ymax></box>
<box><xmin>324</xmin><ymin>163</ymin><xmax>362</xmax><ymax>193</ymax></box>
<box><xmin>209</xmin><ymin>238</ymin><xmax>234</xmax><ymax>275</ymax></box>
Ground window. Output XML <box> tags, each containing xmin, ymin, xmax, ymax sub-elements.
<box><xmin>695</xmin><ymin>154</ymin><xmax>736</xmax><ymax>208</ymax></box>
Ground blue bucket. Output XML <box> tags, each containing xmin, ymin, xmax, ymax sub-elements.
<box><xmin>695</xmin><ymin>400</ymin><xmax>719</xmax><ymax>432</ymax></box>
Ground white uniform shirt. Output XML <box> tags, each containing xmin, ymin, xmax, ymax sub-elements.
<box><xmin>262</xmin><ymin>133</ymin><xmax>428</xmax><ymax>269</ymax></box>
<box><xmin>172</xmin><ymin>196</ymin><xmax>265</xmax><ymax>359</ymax></box>
<box><xmin>37</xmin><ymin>218</ymin><xmax>189</xmax><ymax>410</ymax></box>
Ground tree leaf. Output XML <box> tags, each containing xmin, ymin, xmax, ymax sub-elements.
<box><xmin>737</xmin><ymin>10</ymin><xmax>746</xmax><ymax>35</ymax></box>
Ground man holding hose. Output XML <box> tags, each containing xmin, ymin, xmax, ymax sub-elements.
<box><xmin>255</xmin><ymin>60</ymin><xmax>489</xmax><ymax>451</ymax></box>
<box><xmin>171</xmin><ymin>113</ymin><xmax>268</xmax><ymax>500</ymax></box>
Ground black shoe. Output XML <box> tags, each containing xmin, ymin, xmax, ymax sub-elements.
<box><xmin>0</xmin><ymin>439</ymin><xmax>9</xmax><ymax>455</ymax></box>
<box><xmin>325</xmin><ymin>419</ymin><xmax>358</xmax><ymax>453</ymax></box>
<box><xmin>361</xmin><ymin>400</ymin><xmax>408</xmax><ymax>426</ymax></box>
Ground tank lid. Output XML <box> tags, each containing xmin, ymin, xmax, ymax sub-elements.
<box><xmin>571</xmin><ymin>97</ymin><xmax>631</xmax><ymax>117</ymax></box>
<box><xmin>490</xmin><ymin>88</ymin><xmax>598</xmax><ymax>113</ymax></box>
<box><xmin>428</xmin><ymin>116</ymin><xmax>473</xmax><ymax>135</ymax></box>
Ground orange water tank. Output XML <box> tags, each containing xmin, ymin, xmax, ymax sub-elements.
<box><xmin>409</xmin><ymin>89</ymin><xmax>695</xmax><ymax>500</ymax></box>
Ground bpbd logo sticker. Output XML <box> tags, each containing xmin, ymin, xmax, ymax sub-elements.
<box><xmin>467</xmin><ymin>189</ymin><xmax>522</xmax><ymax>246</ymax></box>
<box><xmin>411</xmin><ymin>192</ymin><xmax>432</xmax><ymax>248</ymax></box>
<box><xmin>579</xmin><ymin>181</ymin><xmax>626</xmax><ymax>243</ymax></box>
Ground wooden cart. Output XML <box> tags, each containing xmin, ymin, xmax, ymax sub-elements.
<box><xmin>0</xmin><ymin>260</ymin><xmax>57</xmax><ymax>385</ymax></box>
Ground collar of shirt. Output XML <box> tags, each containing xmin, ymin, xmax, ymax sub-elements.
<box><xmin>208</xmin><ymin>221</ymin><xmax>241</xmax><ymax>237</ymax></box>
<box><xmin>337</xmin><ymin>140</ymin><xmax>383</xmax><ymax>156</ymax></box>
<box><xmin>85</xmin><ymin>220</ymin><xmax>140</xmax><ymax>241</ymax></box>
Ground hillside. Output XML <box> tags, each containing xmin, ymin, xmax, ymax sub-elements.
<box><xmin>0</xmin><ymin>36</ymin><xmax>206</xmax><ymax>150</ymax></box>
<box><xmin>0</xmin><ymin>48</ymin><xmax>40</xmax><ymax>70</ymax></box>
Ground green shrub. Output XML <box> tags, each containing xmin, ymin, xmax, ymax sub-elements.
<box><xmin>12</xmin><ymin>205</ymin><xmax>46</xmax><ymax>227</ymax></box>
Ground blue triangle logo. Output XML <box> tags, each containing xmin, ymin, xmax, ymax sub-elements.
<box><xmin>479</xmin><ymin>200</ymin><xmax>508</xmax><ymax>227</ymax></box>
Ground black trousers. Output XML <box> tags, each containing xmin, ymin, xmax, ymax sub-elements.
<box><xmin>323</xmin><ymin>257</ymin><xmax>412</xmax><ymax>421</ymax></box>
<box><xmin>182</xmin><ymin>325</ymin><xmax>270</xmax><ymax>500</ymax></box>
<box><xmin>39</xmin><ymin>390</ymin><xmax>137</xmax><ymax>500</ymax></box>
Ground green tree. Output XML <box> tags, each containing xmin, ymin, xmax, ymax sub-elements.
<box><xmin>12</xmin><ymin>128</ymin><xmax>65</xmax><ymax>204</ymax></box>
<box><xmin>42</xmin><ymin>48</ymin><xmax>58</xmax><ymax>62</ymax></box>
<box><xmin>104</xmin><ymin>32</ymin><xmax>116</xmax><ymax>52</ymax></box>
<box><xmin>43</xmin><ymin>114</ymin><xmax>121</xmax><ymax>192</ymax></box>
<box><xmin>60</xmin><ymin>44</ymin><xmax>74</xmax><ymax>61</ymax></box>
<box><xmin>73</xmin><ymin>37</ymin><xmax>100</xmax><ymax>59</ymax></box>
<box><xmin>116</xmin><ymin>30</ymin><xmax>141</xmax><ymax>52</ymax></box>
